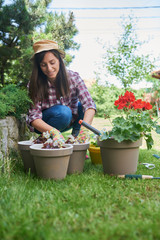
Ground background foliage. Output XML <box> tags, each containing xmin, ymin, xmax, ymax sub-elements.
<box><xmin>0</xmin><ymin>84</ymin><xmax>32</xmax><ymax>119</ymax></box>
<box><xmin>89</xmin><ymin>82</ymin><xmax>146</xmax><ymax>117</ymax></box>
<box><xmin>97</xmin><ymin>16</ymin><xmax>155</xmax><ymax>89</ymax></box>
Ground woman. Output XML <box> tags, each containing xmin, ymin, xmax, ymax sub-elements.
<box><xmin>27</xmin><ymin>39</ymin><xmax>96</xmax><ymax>140</ymax></box>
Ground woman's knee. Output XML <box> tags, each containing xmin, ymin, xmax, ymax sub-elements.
<box><xmin>58</xmin><ymin>105</ymin><xmax>72</xmax><ymax>123</ymax></box>
<box><xmin>42</xmin><ymin>105</ymin><xmax>72</xmax><ymax>130</ymax></box>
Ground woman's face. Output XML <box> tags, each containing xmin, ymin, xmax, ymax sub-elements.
<box><xmin>40</xmin><ymin>52</ymin><xmax>60</xmax><ymax>82</ymax></box>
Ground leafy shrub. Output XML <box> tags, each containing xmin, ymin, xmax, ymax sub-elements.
<box><xmin>0</xmin><ymin>84</ymin><xmax>32</xmax><ymax>119</ymax></box>
<box><xmin>89</xmin><ymin>83</ymin><xmax>124</xmax><ymax>117</ymax></box>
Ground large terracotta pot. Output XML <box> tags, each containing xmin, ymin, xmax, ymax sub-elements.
<box><xmin>88</xmin><ymin>144</ymin><xmax>102</xmax><ymax>164</ymax></box>
<box><xmin>18</xmin><ymin>140</ymin><xmax>36</xmax><ymax>174</ymax></box>
<box><xmin>67</xmin><ymin>142</ymin><xmax>90</xmax><ymax>174</ymax></box>
<box><xmin>97</xmin><ymin>138</ymin><xmax>142</xmax><ymax>175</ymax></box>
<box><xmin>30</xmin><ymin>144</ymin><xmax>73</xmax><ymax>180</ymax></box>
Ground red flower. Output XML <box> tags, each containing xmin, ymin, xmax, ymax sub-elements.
<box><xmin>114</xmin><ymin>91</ymin><xmax>135</xmax><ymax>109</ymax></box>
<box><xmin>124</xmin><ymin>91</ymin><xmax>135</xmax><ymax>103</ymax></box>
<box><xmin>131</xmin><ymin>99</ymin><xmax>144</xmax><ymax>109</ymax></box>
<box><xmin>144</xmin><ymin>102</ymin><xmax>152</xmax><ymax>110</ymax></box>
<box><xmin>115</xmin><ymin>91</ymin><xmax>152</xmax><ymax>111</ymax></box>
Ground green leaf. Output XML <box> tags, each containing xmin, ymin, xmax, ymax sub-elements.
<box><xmin>155</xmin><ymin>125</ymin><xmax>160</xmax><ymax>134</ymax></box>
<box><xmin>144</xmin><ymin>133</ymin><xmax>154</xmax><ymax>150</ymax></box>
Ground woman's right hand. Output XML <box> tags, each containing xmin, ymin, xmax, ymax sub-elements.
<box><xmin>49</xmin><ymin>128</ymin><xmax>65</xmax><ymax>142</ymax></box>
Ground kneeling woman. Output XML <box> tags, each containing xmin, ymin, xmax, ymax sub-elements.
<box><xmin>27</xmin><ymin>40</ymin><xmax>96</xmax><ymax>140</ymax></box>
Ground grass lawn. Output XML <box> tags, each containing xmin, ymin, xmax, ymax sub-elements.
<box><xmin>0</xmin><ymin>117</ymin><xmax>160</xmax><ymax>240</ymax></box>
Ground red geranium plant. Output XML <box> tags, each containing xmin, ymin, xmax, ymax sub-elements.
<box><xmin>100</xmin><ymin>91</ymin><xmax>160</xmax><ymax>149</ymax></box>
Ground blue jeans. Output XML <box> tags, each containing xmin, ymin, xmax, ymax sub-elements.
<box><xmin>35</xmin><ymin>102</ymin><xmax>84</xmax><ymax>136</ymax></box>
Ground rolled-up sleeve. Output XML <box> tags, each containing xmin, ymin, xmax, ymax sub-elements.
<box><xmin>27</xmin><ymin>101</ymin><xmax>42</xmax><ymax>132</ymax></box>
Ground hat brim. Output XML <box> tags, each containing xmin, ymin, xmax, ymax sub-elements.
<box><xmin>30</xmin><ymin>49</ymin><xmax>65</xmax><ymax>61</ymax></box>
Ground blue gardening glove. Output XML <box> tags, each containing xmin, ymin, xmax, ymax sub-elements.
<box><xmin>49</xmin><ymin>128</ymin><xmax>65</xmax><ymax>143</ymax></box>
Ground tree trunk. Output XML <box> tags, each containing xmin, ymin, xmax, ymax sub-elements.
<box><xmin>0</xmin><ymin>67</ymin><xmax>4</xmax><ymax>86</ymax></box>
<box><xmin>0</xmin><ymin>60</ymin><xmax>6</xmax><ymax>86</ymax></box>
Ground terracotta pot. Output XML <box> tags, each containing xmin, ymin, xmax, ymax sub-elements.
<box><xmin>67</xmin><ymin>142</ymin><xmax>90</xmax><ymax>174</ymax></box>
<box><xmin>18</xmin><ymin>140</ymin><xmax>36</xmax><ymax>174</ymax></box>
<box><xmin>30</xmin><ymin>144</ymin><xmax>73</xmax><ymax>180</ymax></box>
<box><xmin>97</xmin><ymin>138</ymin><xmax>142</xmax><ymax>175</ymax></box>
<box><xmin>88</xmin><ymin>144</ymin><xmax>102</xmax><ymax>164</ymax></box>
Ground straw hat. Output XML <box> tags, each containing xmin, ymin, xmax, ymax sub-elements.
<box><xmin>32</xmin><ymin>40</ymin><xmax>65</xmax><ymax>58</ymax></box>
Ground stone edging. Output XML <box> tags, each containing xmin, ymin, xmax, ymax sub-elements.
<box><xmin>0</xmin><ymin>116</ymin><xmax>26</xmax><ymax>160</ymax></box>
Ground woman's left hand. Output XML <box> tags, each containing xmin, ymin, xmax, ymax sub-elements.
<box><xmin>77</xmin><ymin>126</ymin><xmax>90</xmax><ymax>143</ymax></box>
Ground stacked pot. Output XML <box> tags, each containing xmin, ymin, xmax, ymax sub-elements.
<box><xmin>18</xmin><ymin>140</ymin><xmax>90</xmax><ymax>180</ymax></box>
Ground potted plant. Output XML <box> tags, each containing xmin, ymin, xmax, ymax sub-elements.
<box><xmin>18</xmin><ymin>140</ymin><xmax>36</xmax><ymax>174</ymax></box>
<box><xmin>65</xmin><ymin>132</ymin><xmax>90</xmax><ymax>174</ymax></box>
<box><xmin>18</xmin><ymin>135</ymin><xmax>48</xmax><ymax>175</ymax></box>
<box><xmin>88</xmin><ymin>134</ymin><xmax>102</xmax><ymax>165</ymax></box>
<box><xmin>97</xmin><ymin>91</ymin><xmax>160</xmax><ymax>175</ymax></box>
<box><xmin>30</xmin><ymin>133</ymin><xmax>73</xmax><ymax>180</ymax></box>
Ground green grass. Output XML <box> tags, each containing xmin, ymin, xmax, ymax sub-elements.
<box><xmin>1</xmin><ymin>117</ymin><xmax>160</xmax><ymax>240</ymax></box>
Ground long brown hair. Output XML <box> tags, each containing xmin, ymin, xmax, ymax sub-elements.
<box><xmin>29</xmin><ymin>50</ymin><xmax>70</xmax><ymax>104</ymax></box>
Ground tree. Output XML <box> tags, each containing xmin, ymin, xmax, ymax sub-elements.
<box><xmin>102</xmin><ymin>16</ymin><xmax>155</xmax><ymax>90</ymax></box>
<box><xmin>0</xmin><ymin>0</ymin><xmax>52</xmax><ymax>86</ymax></box>
<box><xmin>33</xmin><ymin>11</ymin><xmax>80</xmax><ymax>65</ymax></box>
<box><xmin>46</xmin><ymin>12</ymin><xmax>79</xmax><ymax>51</ymax></box>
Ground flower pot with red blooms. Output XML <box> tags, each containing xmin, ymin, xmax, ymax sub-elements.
<box><xmin>30</xmin><ymin>138</ymin><xmax>73</xmax><ymax>180</ymax></box>
<box><xmin>18</xmin><ymin>140</ymin><xmax>36</xmax><ymax>174</ymax></box>
<box><xmin>97</xmin><ymin>138</ymin><xmax>142</xmax><ymax>174</ymax></box>
<box><xmin>65</xmin><ymin>134</ymin><xmax>90</xmax><ymax>174</ymax></box>
<box><xmin>98</xmin><ymin>91</ymin><xmax>160</xmax><ymax>175</ymax></box>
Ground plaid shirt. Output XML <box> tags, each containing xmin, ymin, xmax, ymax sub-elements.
<box><xmin>27</xmin><ymin>70</ymin><xmax>96</xmax><ymax>132</ymax></box>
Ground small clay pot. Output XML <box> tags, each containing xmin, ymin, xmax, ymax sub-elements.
<box><xmin>67</xmin><ymin>142</ymin><xmax>90</xmax><ymax>174</ymax></box>
<box><xmin>18</xmin><ymin>140</ymin><xmax>36</xmax><ymax>174</ymax></box>
<box><xmin>30</xmin><ymin>144</ymin><xmax>73</xmax><ymax>180</ymax></box>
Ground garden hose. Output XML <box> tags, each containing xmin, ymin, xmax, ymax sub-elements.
<box><xmin>79</xmin><ymin>120</ymin><xmax>101</xmax><ymax>135</ymax></box>
<box><xmin>117</xmin><ymin>175</ymin><xmax>160</xmax><ymax>180</ymax></box>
